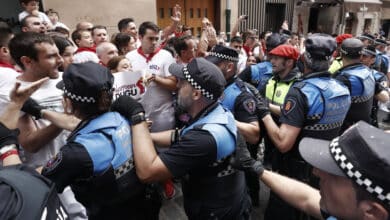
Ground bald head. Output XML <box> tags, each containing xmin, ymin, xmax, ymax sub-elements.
<box><xmin>96</xmin><ymin>42</ymin><xmax>118</xmax><ymax>66</ymax></box>
<box><xmin>76</xmin><ymin>21</ymin><xmax>93</xmax><ymax>31</ymax></box>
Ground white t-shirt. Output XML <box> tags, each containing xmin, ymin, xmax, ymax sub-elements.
<box><xmin>0</xmin><ymin>74</ymin><xmax>68</xmax><ymax>168</ymax></box>
<box><xmin>126</xmin><ymin>49</ymin><xmax>176</xmax><ymax>132</ymax></box>
<box><xmin>73</xmin><ymin>51</ymin><xmax>99</xmax><ymax>64</ymax></box>
<box><xmin>18</xmin><ymin>11</ymin><xmax>52</xmax><ymax>26</ymax></box>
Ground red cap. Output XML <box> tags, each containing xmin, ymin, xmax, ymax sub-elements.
<box><xmin>336</xmin><ymin>34</ymin><xmax>353</xmax><ymax>44</ymax></box>
<box><xmin>269</xmin><ymin>45</ymin><xmax>299</xmax><ymax>60</ymax></box>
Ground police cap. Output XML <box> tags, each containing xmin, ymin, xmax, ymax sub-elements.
<box><xmin>56</xmin><ymin>62</ymin><xmax>114</xmax><ymax>103</ymax></box>
<box><xmin>305</xmin><ymin>33</ymin><xmax>336</xmax><ymax>60</ymax></box>
<box><xmin>265</xmin><ymin>33</ymin><xmax>289</xmax><ymax>52</ymax></box>
<box><xmin>340</xmin><ymin>38</ymin><xmax>363</xmax><ymax>58</ymax></box>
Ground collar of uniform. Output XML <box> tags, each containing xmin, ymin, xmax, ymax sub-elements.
<box><xmin>337</xmin><ymin>63</ymin><xmax>363</xmax><ymax>73</ymax></box>
<box><xmin>276</xmin><ymin>67</ymin><xmax>301</xmax><ymax>83</ymax></box>
<box><xmin>225</xmin><ymin>76</ymin><xmax>237</xmax><ymax>87</ymax></box>
<box><xmin>303</xmin><ymin>70</ymin><xmax>331</xmax><ymax>80</ymax></box>
<box><xmin>67</xmin><ymin>115</ymin><xmax>99</xmax><ymax>141</ymax></box>
<box><xmin>185</xmin><ymin>101</ymin><xmax>219</xmax><ymax>127</ymax></box>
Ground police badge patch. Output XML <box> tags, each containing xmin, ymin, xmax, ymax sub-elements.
<box><xmin>283</xmin><ymin>98</ymin><xmax>296</xmax><ymax>115</ymax></box>
<box><xmin>43</xmin><ymin>151</ymin><xmax>63</xmax><ymax>174</ymax></box>
<box><xmin>243</xmin><ymin>99</ymin><xmax>256</xmax><ymax>114</ymax></box>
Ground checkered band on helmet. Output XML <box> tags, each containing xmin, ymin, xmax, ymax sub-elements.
<box><xmin>330</xmin><ymin>137</ymin><xmax>390</xmax><ymax>205</ymax></box>
<box><xmin>63</xmin><ymin>89</ymin><xmax>96</xmax><ymax>103</ymax></box>
<box><xmin>183</xmin><ymin>66</ymin><xmax>215</xmax><ymax>100</ymax></box>
<box><xmin>208</xmin><ymin>52</ymin><xmax>239</xmax><ymax>62</ymax></box>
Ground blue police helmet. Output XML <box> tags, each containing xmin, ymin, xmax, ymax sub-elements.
<box><xmin>266</xmin><ymin>33</ymin><xmax>288</xmax><ymax>52</ymax></box>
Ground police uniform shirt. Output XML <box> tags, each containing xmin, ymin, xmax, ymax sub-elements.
<box><xmin>221</xmin><ymin>78</ymin><xmax>258</xmax><ymax>124</ymax></box>
<box><xmin>41</xmin><ymin>142</ymin><xmax>92</xmax><ymax>193</ymax></box>
<box><xmin>279</xmin><ymin>72</ymin><xmax>343</xmax><ymax>141</ymax></box>
<box><xmin>159</xmin><ymin>105</ymin><xmax>247</xmax><ymax>218</ymax></box>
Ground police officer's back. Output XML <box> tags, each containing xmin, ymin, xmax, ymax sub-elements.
<box><xmin>41</xmin><ymin>62</ymin><xmax>151</xmax><ymax>219</ymax></box>
<box><xmin>334</xmin><ymin>38</ymin><xmax>375</xmax><ymax>132</ymax></box>
<box><xmin>112</xmin><ymin>58</ymin><xmax>251</xmax><ymax>219</ymax></box>
<box><xmin>257</xmin><ymin>34</ymin><xmax>351</xmax><ymax>220</ymax></box>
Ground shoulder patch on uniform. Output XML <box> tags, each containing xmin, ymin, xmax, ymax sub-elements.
<box><xmin>283</xmin><ymin>98</ymin><xmax>297</xmax><ymax>115</ymax></box>
<box><xmin>243</xmin><ymin>99</ymin><xmax>256</xmax><ymax>114</ymax></box>
<box><xmin>43</xmin><ymin>152</ymin><xmax>63</xmax><ymax>174</ymax></box>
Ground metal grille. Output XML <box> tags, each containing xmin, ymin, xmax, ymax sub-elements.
<box><xmin>239</xmin><ymin>0</ymin><xmax>295</xmax><ymax>34</ymax></box>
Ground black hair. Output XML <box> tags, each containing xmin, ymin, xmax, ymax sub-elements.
<box><xmin>113</xmin><ymin>33</ymin><xmax>132</xmax><ymax>55</ymax></box>
<box><xmin>0</xmin><ymin>27</ymin><xmax>13</xmax><ymax>48</ymax></box>
<box><xmin>138</xmin><ymin>21</ymin><xmax>159</xmax><ymax>36</ymax></box>
<box><xmin>71</xmin><ymin>29</ymin><xmax>88</xmax><ymax>47</ymax></box>
<box><xmin>9</xmin><ymin>32</ymin><xmax>54</xmax><ymax>70</ymax></box>
<box><xmin>117</xmin><ymin>18</ymin><xmax>134</xmax><ymax>32</ymax></box>
<box><xmin>51</xmin><ymin>35</ymin><xmax>73</xmax><ymax>55</ymax></box>
<box><xmin>173</xmin><ymin>35</ymin><xmax>193</xmax><ymax>57</ymax></box>
<box><xmin>20</xmin><ymin>15</ymin><xmax>39</xmax><ymax>28</ymax></box>
<box><xmin>230</xmin><ymin>36</ymin><xmax>243</xmax><ymax>44</ymax></box>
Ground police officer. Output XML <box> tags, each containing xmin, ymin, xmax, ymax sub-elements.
<box><xmin>206</xmin><ymin>44</ymin><xmax>261</xmax><ymax>205</ymax></box>
<box><xmin>373</xmin><ymin>38</ymin><xmax>390</xmax><ymax>76</ymax></box>
<box><xmin>38</xmin><ymin>62</ymin><xmax>152</xmax><ymax>219</ymax></box>
<box><xmin>257</xmin><ymin>34</ymin><xmax>351</xmax><ymax>220</ymax></box>
<box><xmin>334</xmin><ymin>38</ymin><xmax>375</xmax><ymax>132</ymax></box>
<box><xmin>261</xmin><ymin>44</ymin><xmax>302</xmax><ymax>219</ymax></box>
<box><xmin>357</xmin><ymin>33</ymin><xmax>376</xmax><ymax>47</ymax></box>
<box><xmin>239</xmin><ymin>33</ymin><xmax>289</xmax><ymax>95</ymax></box>
<box><xmin>328</xmin><ymin>34</ymin><xmax>353</xmax><ymax>74</ymax></box>
<box><xmin>360</xmin><ymin>46</ymin><xmax>390</xmax><ymax>127</ymax></box>
<box><xmin>112</xmin><ymin>57</ymin><xmax>251</xmax><ymax>219</ymax></box>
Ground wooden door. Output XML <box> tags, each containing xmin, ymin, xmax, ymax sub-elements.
<box><xmin>156</xmin><ymin>0</ymin><xmax>215</xmax><ymax>37</ymax></box>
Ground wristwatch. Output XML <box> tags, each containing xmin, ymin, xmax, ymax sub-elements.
<box><xmin>131</xmin><ymin>112</ymin><xmax>146</xmax><ymax>125</ymax></box>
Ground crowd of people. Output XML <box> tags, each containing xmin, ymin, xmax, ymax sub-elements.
<box><xmin>0</xmin><ymin>0</ymin><xmax>389</xmax><ymax>219</ymax></box>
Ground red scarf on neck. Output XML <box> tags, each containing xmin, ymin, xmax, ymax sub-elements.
<box><xmin>0</xmin><ymin>61</ymin><xmax>16</xmax><ymax>71</ymax></box>
<box><xmin>75</xmin><ymin>47</ymin><xmax>96</xmax><ymax>54</ymax></box>
<box><xmin>137</xmin><ymin>47</ymin><xmax>161</xmax><ymax>63</ymax></box>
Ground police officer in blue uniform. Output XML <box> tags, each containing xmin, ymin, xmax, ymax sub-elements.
<box><xmin>256</xmin><ymin>34</ymin><xmax>351</xmax><ymax>220</ymax></box>
<box><xmin>373</xmin><ymin>38</ymin><xmax>390</xmax><ymax>76</ymax></box>
<box><xmin>360</xmin><ymin>46</ymin><xmax>390</xmax><ymax>127</ymax></box>
<box><xmin>334</xmin><ymin>38</ymin><xmax>375</xmax><ymax>132</ymax></box>
<box><xmin>206</xmin><ymin>44</ymin><xmax>261</xmax><ymax>206</ymax></box>
<box><xmin>40</xmin><ymin>62</ymin><xmax>153</xmax><ymax>220</ymax></box>
<box><xmin>239</xmin><ymin>33</ymin><xmax>289</xmax><ymax>94</ymax></box>
<box><xmin>112</xmin><ymin>57</ymin><xmax>251</xmax><ymax>219</ymax></box>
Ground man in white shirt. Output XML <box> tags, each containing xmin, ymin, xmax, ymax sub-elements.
<box><xmin>126</xmin><ymin>21</ymin><xmax>177</xmax><ymax>132</ymax></box>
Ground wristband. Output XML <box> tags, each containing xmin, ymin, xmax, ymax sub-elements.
<box><xmin>131</xmin><ymin>113</ymin><xmax>146</xmax><ymax>125</ymax></box>
<box><xmin>170</xmin><ymin>128</ymin><xmax>179</xmax><ymax>144</ymax></box>
<box><xmin>0</xmin><ymin>149</ymin><xmax>19</xmax><ymax>161</ymax></box>
<box><xmin>0</xmin><ymin>144</ymin><xmax>17</xmax><ymax>155</ymax></box>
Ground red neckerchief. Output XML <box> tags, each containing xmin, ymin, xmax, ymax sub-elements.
<box><xmin>243</xmin><ymin>45</ymin><xmax>252</xmax><ymax>56</ymax></box>
<box><xmin>75</xmin><ymin>47</ymin><xmax>96</xmax><ymax>54</ymax></box>
<box><xmin>0</xmin><ymin>61</ymin><xmax>16</xmax><ymax>70</ymax></box>
<box><xmin>137</xmin><ymin>47</ymin><xmax>161</xmax><ymax>63</ymax></box>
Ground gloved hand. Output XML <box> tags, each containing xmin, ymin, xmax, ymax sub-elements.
<box><xmin>244</xmin><ymin>82</ymin><xmax>270</xmax><ymax>119</ymax></box>
<box><xmin>111</xmin><ymin>95</ymin><xmax>145</xmax><ymax>120</ymax></box>
<box><xmin>21</xmin><ymin>98</ymin><xmax>45</xmax><ymax>120</ymax></box>
<box><xmin>256</xmin><ymin>95</ymin><xmax>270</xmax><ymax>119</ymax></box>
<box><xmin>0</xmin><ymin>122</ymin><xmax>19</xmax><ymax>150</ymax></box>
<box><xmin>230</xmin><ymin>133</ymin><xmax>264</xmax><ymax>177</ymax></box>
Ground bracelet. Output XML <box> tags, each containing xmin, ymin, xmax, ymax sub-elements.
<box><xmin>170</xmin><ymin>128</ymin><xmax>179</xmax><ymax>144</ymax></box>
<box><xmin>0</xmin><ymin>149</ymin><xmax>19</xmax><ymax>161</ymax></box>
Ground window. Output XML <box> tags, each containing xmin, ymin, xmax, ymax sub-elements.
<box><xmin>159</xmin><ymin>8</ymin><xmax>164</xmax><ymax>19</ymax></box>
<box><xmin>197</xmin><ymin>8</ymin><xmax>201</xmax><ymax>18</ymax></box>
<box><xmin>190</xmin><ymin>8</ymin><xmax>194</xmax><ymax>18</ymax></box>
<box><xmin>204</xmin><ymin>9</ymin><xmax>208</xmax><ymax>18</ymax></box>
